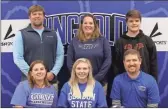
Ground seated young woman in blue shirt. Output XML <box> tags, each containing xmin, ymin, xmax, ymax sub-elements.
<box><xmin>57</xmin><ymin>58</ymin><xmax>107</xmax><ymax>108</ymax></box>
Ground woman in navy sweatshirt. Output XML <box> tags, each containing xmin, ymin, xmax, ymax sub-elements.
<box><xmin>67</xmin><ymin>13</ymin><xmax>111</xmax><ymax>87</ymax></box>
<box><xmin>57</xmin><ymin>58</ymin><xmax>107</xmax><ymax>108</ymax></box>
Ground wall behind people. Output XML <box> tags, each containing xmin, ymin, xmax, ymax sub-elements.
<box><xmin>1</xmin><ymin>1</ymin><xmax>168</xmax><ymax>107</ymax></box>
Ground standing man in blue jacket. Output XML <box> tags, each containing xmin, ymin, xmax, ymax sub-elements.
<box><xmin>13</xmin><ymin>5</ymin><xmax>64</xmax><ymax>84</ymax></box>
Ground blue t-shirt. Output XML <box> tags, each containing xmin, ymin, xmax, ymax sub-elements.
<box><xmin>10</xmin><ymin>80</ymin><xmax>57</xmax><ymax>108</ymax></box>
<box><xmin>110</xmin><ymin>71</ymin><xmax>160</xmax><ymax>108</ymax></box>
<box><xmin>57</xmin><ymin>81</ymin><xmax>107</xmax><ymax>108</ymax></box>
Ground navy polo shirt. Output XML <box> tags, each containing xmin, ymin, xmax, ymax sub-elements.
<box><xmin>110</xmin><ymin>71</ymin><xmax>160</xmax><ymax>108</ymax></box>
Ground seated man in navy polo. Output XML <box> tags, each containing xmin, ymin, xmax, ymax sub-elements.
<box><xmin>110</xmin><ymin>49</ymin><xmax>160</xmax><ymax>108</ymax></box>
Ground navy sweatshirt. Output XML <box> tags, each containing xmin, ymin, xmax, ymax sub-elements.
<box><xmin>67</xmin><ymin>36</ymin><xmax>111</xmax><ymax>82</ymax></box>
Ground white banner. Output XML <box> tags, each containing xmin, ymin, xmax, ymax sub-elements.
<box><xmin>141</xmin><ymin>18</ymin><xmax>168</xmax><ymax>51</ymax></box>
<box><xmin>1</xmin><ymin>19</ymin><xmax>30</xmax><ymax>52</ymax></box>
<box><xmin>1</xmin><ymin>18</ymin><xmax>168</xmax><ymax>52</ymax></box>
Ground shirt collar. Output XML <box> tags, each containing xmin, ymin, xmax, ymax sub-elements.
<box><xmin>26</xmin><ymin>23</ymin><xmax>52</xmax><ymax>32</ymax></box>
<box><xmin>125</xmin><ymin>71</ymin><xmax>142</xmax><ymax>82</ymax></box>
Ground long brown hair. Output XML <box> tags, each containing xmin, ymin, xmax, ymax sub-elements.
<box><xmin>76</xmin><ymin>13</ymin><xmax>101</xmax><ymax>42</ymax></box>
<box><xmin>28</xmin><ymin>60</ymin><xmax>50</xmax><ymax>88</ymax></box>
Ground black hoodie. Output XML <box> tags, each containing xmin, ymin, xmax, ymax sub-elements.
<box><xmin>112</xmin><ymin>30</ymin><xmax>158</xmax><ymax>81</ymax></box>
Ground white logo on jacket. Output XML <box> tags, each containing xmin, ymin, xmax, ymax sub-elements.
<box><xmin>78</xmin><ymin>44</ymin><xmax>99</xmax><ymax>49</ymax></box>
<box><xmin>138</xmin><ymin>86</ymin><xmax>146</xmax><ymax>91</ymax></box>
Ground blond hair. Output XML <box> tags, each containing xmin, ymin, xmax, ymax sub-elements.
<box><xmin>28</xmin><ymin>60</ymin><xmax>50</xmax><ymax>88</ymax></box>
<box><xmin>76</xmin><ymin>14</ymin><xmax>101</xmax><ymax>42</ymax></box>
<box><xmin>68</xmin><ymin>58</ymin><xmax>95</xmax><ymax>99</ymax></box>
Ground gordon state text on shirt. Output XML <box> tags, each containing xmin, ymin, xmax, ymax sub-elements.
<box><xmin>68</xmin><ymin>92</ymin><xmax>96</xmax><ymax>108</ymax></box>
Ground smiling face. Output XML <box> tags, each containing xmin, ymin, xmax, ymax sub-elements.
<box><xmin>75</xmin><ymin>62</ymin><xmax>90</xmax><ymax>81</ymax></box>
<box><xmin>30</xmin><ymin>63</ymin><xmax>47</xmax><ymax>81</ymax></box>
<box><xmin>126</xmin><ymin>17</ymin><xmax>141</xmax><ymax>33</ymax></box>
<box><xmin>82</xmin><ymin>16</ymin><xmax>95</xmax><ymax>38</ymax></box>
<box><xmin>124</xmin><ymin>54</ymin><xmax>141</xmax><ymax>75</ymax></box>
<box><xmin>29</xmin><ymin>11</ymin><xmax>45</xmax><ymax>28</ymax></box>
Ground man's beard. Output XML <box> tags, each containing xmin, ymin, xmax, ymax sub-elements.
<box><xmin>33</xmin><ymin>22</ymin><xmax>43</xmax><ymax>27</ymax></box>
<box><xmin>128</xmin><ymin>65</ymin><xmax>137</xmax><ymax>74</ymax></box>
<box><xmin>129</xmin><ymin>70</ymin><xmax>136</xmax><ymax>74</ymax></box>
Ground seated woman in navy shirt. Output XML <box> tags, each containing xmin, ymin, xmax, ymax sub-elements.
<box><xmin>11</xmin><ymin>60</ymin><xmax>57</xmax><ymax>108</ymax></box>
<box><xmin>57</xmin><ymin>58</ymin><xmax>107</xmax><ymax>108</ymax></box>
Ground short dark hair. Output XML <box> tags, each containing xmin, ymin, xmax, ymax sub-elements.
<box><xmin>123</xmin><ymin>49</ymin><xmax>141</xmax><ymax>60</ymax></box>
<box><xmin>28</xmin><ymin>5</ymin><xmax>45</xmax><ymax>16</ymax></box>
<box><xmin>126</xmin><ymin>9</ymin><xmax>141</xmax><ymax>22</ymax></box>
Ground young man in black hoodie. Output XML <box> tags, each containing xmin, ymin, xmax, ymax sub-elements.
<box><xmin>112</xmin><ymin>9</ymin><xmax>158</xmax><ymax>81</ymax></box>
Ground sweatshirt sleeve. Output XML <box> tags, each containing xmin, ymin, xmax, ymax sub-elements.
<box><xmin>13</xmin><ymin>31</ymin><xmax>30</xmax><ymax>76</ymax></box>
<box><xmin>50</xmin><ymin>32</ymin><xmax>64</xmax><ymax>75</ymax></box>
<box><xmin>51</xmin><ymin>86</ymin><xmax>58</xmax><ymax>108</ymax></box>
<box><xmin>96</xmin><ymin>82</ymin><xmax>108</xmax><ymax>108</ymax></box>
<box><xmin>146</xmin><ymin>37</ymin><xmax>158</xmax><ymax>81</ymax></box>
<box><xmin>10</xmin><ymin>82</ymin><xmax>28</xmax><ymax>107</ymax></box>
<box><xmin>57</xmin><ymin>83</ymin><xmax>69</xmax><ymax>107</ymax></box>
<box><xmin>147</xmin><ymin>76</ymin><xmax>160</xmax><ymax>108</ymax></box>
<box><xmin>67</xmin><ymin>38</ymin><xmax>75</xmax><ymax>73</ymax></box>
<box><xmin>112</xmin><ymin>40</ymin><xmax>123</xmax><ymax>76</ymax></box>
<box><xmin>94</xmin><ymin>37</ymin><xmax>112</xmax><ymax>81</ymax></box>
<box><xmin>110</xmin><ymin>77</ymin><xmax>121</xmax><ymax>107</ymax></box>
